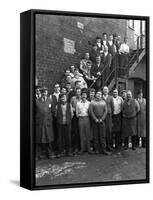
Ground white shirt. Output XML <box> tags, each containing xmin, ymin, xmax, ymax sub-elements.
<box><xmin>61</xmin><ymin>104</ymin><xmax>67</xmax><ymax>124</ymax></box>
<box><xmin>103</xmin><ymin>40</ymin><xmax>107</xmax><ymax>46</ymax></box>
<box><xmin>71</xmin><ymin>96</ymin><xmax>81</xmax><ymax>112</ymax></box>
<box><xmin>108</xmin><ymin>41</ymin><xmax>113</xmax><ymax>46</ymax></box>
<box><xmin>76</xmin><ymin>100</ymin><xmax>90</xmax><ymax>117</ymax></box>
<box><xmin>119</xmin><ymin>43</ymin><xmax>129</xmax><ymax>54</ymax></box>
<box><xmin>53</xmin><ymin>92</ymin><xmax>60</xmax><ymax>102</ymax></box>
<box><xmin>72</xmin><ymin>76</ymin><xmax>87</xmax><ymax>89</ymax></box>
<box><xmin>103</xmin><ymin>94</ymin><xmax>108</xmax><ymax>100</ymax></box>
<box><xmin>104</xmin><ymin>52</ymin><xmax>109</xmax><ymax>57</ymax></box>
<box><xmin>69</xmin><ymin>72</ymin><xmax>74</xmax><ymax>78</ymax></box>
<box><xmin>97</xmin><ymin>42</ymin><xmax>102</xmax><ymax>48</ymax></box>
<box><xmin>113</xmin><ymin>96</ymin><xmax>123</xmax><ymax>115</ymax></box>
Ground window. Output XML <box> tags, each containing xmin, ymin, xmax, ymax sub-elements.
<box><xmin>128</xmin><ymin>20</ymin><xmax>134</xmax><ymax>29</ymax></box>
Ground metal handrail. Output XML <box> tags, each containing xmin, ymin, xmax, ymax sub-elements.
<box><xmin>89</xmin><ymin>64</ymin><xmax>116</xmax><ymax>89</ymax></box>
<box><xmin>102</xmin><ymin>67</ymin><xmax>116</xmax><ymax>88</ymax></box>
<box><xmin>89</xmin><ymin>61</ymin><xmax>112</xmax><ymax>88</ymax></box>
<box><xmin>89</xmin><ymin>34</ymin><xmax>145</xmax><ymax>90</ymax></box>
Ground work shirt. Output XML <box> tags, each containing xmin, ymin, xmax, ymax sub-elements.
<box><xmin>52</xmin><ymin>92</ymin><xmax>60</xmax><ymax>102</ymax></box>
<box><xmin>119</xmin><ymin>43</ymin><xmax>129</xmax><ymax>54</ymax></box>
<box><xmin>113</xmin><ymin>96</ymin><xmax>123</xmax><ymax>115</ymax></box>
<box><xmin>80</xmin><ymin>59</ymin><xmax>92</xmax><ymax>73</ymax></box>
<box><xmin>102</xmin><ymin>40</ymin><xmax>107</xmax><ymax>46</ymax></box>
<box><xmin>71</xmin><ymin>96</ymin><xmax>81</xmax><ymax>112</ymax></box>
<box><xmin>72</xmin><ymin>76</ymin><xmax>87</xmax><ymax>89</ymax></box>
<box><xmin>61</xmin><ymin>104</ymin><xmax>67</xmax><ymax>124</ymax></box>
<box><xmin>76</xmin><ymin>100</ymin><xmax>90</xmax><ymax>117</ymax></box>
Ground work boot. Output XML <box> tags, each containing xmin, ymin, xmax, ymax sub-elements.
<box><xmin>102</xmin><ymin>149</ymin><xmax>111</xmax><ymax>155</ymax></box>
<box><xmin>56</xmin><ymin>154</ymin><xmax>62</xmax><ymax>158</ymax></box>
<box><xmin>132</xmin><ymin>136</ymin><xmax>136</xmax><ymax>150</ymax></box>
<box><xmin>107</xmin><ymin>146</ymin><xmax>113</xmax><ymax>152</ymax></box>
<box><xmin>66</xmin><ymin>152</ymin><xmax>73</xmax><ymax>157</ymax></box>
<box><xmin>79</xmin><ymin>149</ymin><xmax>85</xmax><ymax>155</ymax></box>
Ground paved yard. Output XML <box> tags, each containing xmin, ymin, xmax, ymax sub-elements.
<box><xmin>36</xmin><ymin>148</ymin><xmax>146</xmax><ymax>186</ymax></box>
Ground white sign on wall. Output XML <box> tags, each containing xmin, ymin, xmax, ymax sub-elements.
<box><xmin>63</xmin><ymin>38</ymin><xmax>76</xmax><ymax>54</ymax></box>
<box><xmin>77</xmin><ymin>22</ymin><xmax>84</xmax><ymax>30</ymax></box>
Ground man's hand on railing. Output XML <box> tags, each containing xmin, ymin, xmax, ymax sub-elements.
<box><xmin>93</xmin><ymin>77</ymin><xmax>96</xmax><ymax>82</ymax></box>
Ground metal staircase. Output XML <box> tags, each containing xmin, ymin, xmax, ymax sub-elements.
<box><xmin>101</xmin><ymin>35</ymin><xmax>146</xmax><ymax>93</ymax></box>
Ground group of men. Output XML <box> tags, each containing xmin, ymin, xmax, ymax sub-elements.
<box><xmin>60</xmin><ymin>33</ymin><xmax>130</xmax><ymax>91</ymax></box>
<box><xmin>35</xmin><ymin>84</ymin><xmax>146</xmax><ymax>160</ymax></box>
<box><xmin>35</xmin><ymin>33</ymin><xmax>146</xmax><ymax>160</ymax></box>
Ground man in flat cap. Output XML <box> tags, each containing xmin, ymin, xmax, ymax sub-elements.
<box><xmin>95</xmin><ymin>36</ymin><xmax>103</xmax><ymax>52</ymax></box>
<box><xmin>120</xmin><ymin>90</ymin><xmax>127</xmax><ymax>101</ymax></box>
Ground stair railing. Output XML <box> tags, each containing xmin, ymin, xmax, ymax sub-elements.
<box><xmin>89</xmin><ymin>59</ymin><xmax>117</xmax><ymax>89</ymax></box>
<box><xmin>89</xmin><ymin>34</ymin><xmax>145</xmax><ymax>90</ymax></box>
<box><xmin>102</xmin><ymin>67</ymin><xmax>116</xmax><ymax>88</ymax></box>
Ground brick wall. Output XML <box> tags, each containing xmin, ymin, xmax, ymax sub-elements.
<box><xmin>36</xmin><ymin>14</ymin><xmax>130</xmax><ymax>93</ymax></box>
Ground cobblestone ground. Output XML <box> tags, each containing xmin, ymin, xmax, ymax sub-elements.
<box><xmin>36</xmin><ymin>148</ymin><xmax>146</xmax><ymax>186</ymax></box>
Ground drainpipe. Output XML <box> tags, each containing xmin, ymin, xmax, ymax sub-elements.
<box><xmin>137</xmin><ymin>36</ymin><xmax>140</xmax><ymax>63</ymax></box>
<box><xmin>140</xmin><ymin>20</ymin><xmax>143</xmax><ymax>49</ymax></box>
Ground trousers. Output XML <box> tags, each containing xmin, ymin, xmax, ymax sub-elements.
<box><xmin>92</xmin><ymin>121</ymin><xmax>106</xmax><ymax>152</ymax></box>
<box><xmin>57</xmin><ymin>123</ymin><xmax>71</xmax><ymax>154</ymax></box>
<box><xmin>78</xmin><ymin>116</ymin><xmax>91</xmax><ymax>152</ymax></box>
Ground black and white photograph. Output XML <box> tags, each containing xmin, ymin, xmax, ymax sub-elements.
<box><xmin>0</xmin><ymin>0</ymin><xmax>152</xmax><ymax>198</ymax></box>
<box><xmin>33</xmin><ymin>11</ymin><xmax>149</xmax><ymax>188</ymax></box>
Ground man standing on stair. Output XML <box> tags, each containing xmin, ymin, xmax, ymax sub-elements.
<box><xmin>119</xmin><ymin>37</ymin><xmax>129</xmax><ymax>76</ymax></box>
<box><xmin>91</xmin><ymin>55</ymin><xmax>104</xmax><ymax>89</ymax></box>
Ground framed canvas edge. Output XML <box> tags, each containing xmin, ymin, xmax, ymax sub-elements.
<box><xmin>20</xmin><ymin>9</ymin><xmax>150</xmax><ymax>191</ymax></box>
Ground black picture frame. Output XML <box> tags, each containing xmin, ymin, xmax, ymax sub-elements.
<box><xmin>20</xmin><ymin>9</ymin><xmax>150</xmax><ymax>190</ymax></box>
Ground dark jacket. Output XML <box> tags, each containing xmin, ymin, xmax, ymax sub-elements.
<box><xmin>91</xmin><ymin>62</ymin><xmax>104</xmax><ymax>78</ymax></box>
<box><xmin>36</xmin><ymin>98</ymin><xmax>54</xmax><ymax>143</ymax></box>
<box><xmin>56</xmin><ymin>103</ymin><xmax>72</xmax><ymax>124</ymax></box>
<box><xmin>90</xmin><ymin>49</ymin><xmax>99</xmax><ymax>63</ymax></box>
<box><xmin>106</xmin><ymin>42</ymin><xmax>116</xmax><ymax>56</ymax></box>
<box><xmin>102</xmin><ymin>53</ymin><xmax>112</xmax><ymax>68</ymax></box>
<box><xmin>102</xmin><ymin>95</ymin><xmax>114</xmax><ymax>114</ymax></box>
<box><xmin>51</xmin><ymin>93</ymin><xmax>59</xmax><ymax>115</ymax></box>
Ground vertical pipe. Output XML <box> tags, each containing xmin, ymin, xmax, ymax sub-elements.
<box><xmin>140</xmin><ymin>20</ymin><xmax>143</xmax><ymax>49</ymax></box>
<box><xmin>137</xmin><ymin>36</ymin><xmax>139</xmax><ymax>63</ymax></box>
